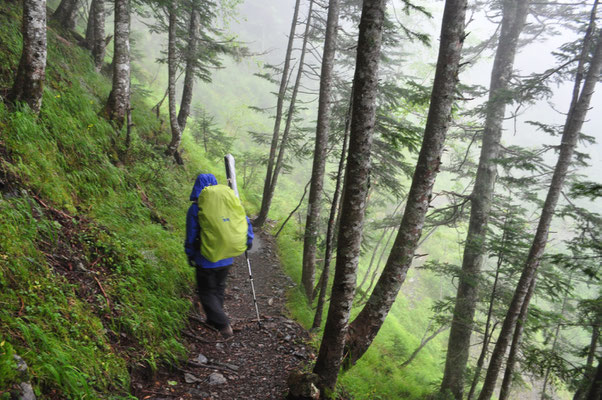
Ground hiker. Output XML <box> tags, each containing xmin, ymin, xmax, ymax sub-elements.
<box><xmin>185</xmin><ymin>173</ymin><xmax>254</xmax><ymax>338</ymax></box>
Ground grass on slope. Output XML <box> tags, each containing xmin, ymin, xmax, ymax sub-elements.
<box><xmin>0</xmin><ymin>5</ymin><xmax>228</xmax><ymax>398</ymax></box>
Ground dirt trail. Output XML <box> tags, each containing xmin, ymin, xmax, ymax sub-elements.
<box><xmin>133</xmin><ymin>231</ymin><xmax>314</xmax><ymax>399</ymax></box>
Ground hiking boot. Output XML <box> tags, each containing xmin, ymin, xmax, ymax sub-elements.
<box><xmin>219</xmin><ymin>324</ymin><xmax>233</xmax><ymax>339</ymax></box>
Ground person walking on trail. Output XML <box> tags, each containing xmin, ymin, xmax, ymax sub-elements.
<box><xmin>185</xmin><ymin>173</ymin><xmax>254</xmax><ymax>338</ymax></box>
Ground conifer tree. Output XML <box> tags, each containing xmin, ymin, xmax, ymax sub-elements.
<box><xmin>440</xmin><ymin>1</ymin><xmax>530</xmax><ymax>397</ymax></box>
<box><xmin>477</xmin><ymin>8</ymin><xmax>602</xmax><ymax>399</ymax></box>
<box><xmin>301</xmin><ymin>0</ymin><xmax>341</xmax><ymax>301</ymax></box>
<box><xmin>52</xmin><ymin>0</ymin><xmax>80</xmax><ymax>30</ymax></box>
<box><xmin>103</xmin><ymin>0</ymin><xmax>131</xmax><ymax>128</ymax></box>
<box><xmin>312</xmin><ymin>0</ymin><xmax>387</xmax><ymax>391</ymax></box>
<box><xmin>342</xmin><ymin>0</ymin><xmax>467</xmax><ymax>369</ymax></box>
<box><xmin>9</xmin><ymin>0</ymin><xmax>47</xmax><ymax>114</ymax></box>
<box><xmin>254</xmin><ymin>0</ymin><xmax>302</xmax><ymax>228</ymax></box>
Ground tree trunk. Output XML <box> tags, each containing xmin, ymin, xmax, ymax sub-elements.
<box><xmin>166</xmin><ymin>0</ymin><xmax>182</xmax><ymax>162</ymax></box>
<box><xmin>574</xmin><ymin>326</ymin><xmax>600</xmax><ymax>400</ymax></box>
<box><xmin>177</xmin><ymin>1</ymin><xmax>200</xmax><ymax>132</ymax></box>
<box><xmin>467</xmin><ymin>217</ymin><xmax>509</xmax><ymax>400</ymax></box>
<box><xmin>254</xmin><ymin>0</ymin><xmax>302</xmax><ymax>228</ymax></box>
<box><xmin>498</xmin><ymin>277</ymin><xmax>536</xmax><ymax>400</ymax></box>
<box><xmin>92</xmin><ymin>0</ymin><xmax>105</xmax><ymax>71</ymax></box>
<box><xmin>312</xmin><ymin>99</ymin><xmax>351</xmax><ymax>330</ymax></box>
<box><xmin>440</xmin><ymin>2</ymin><xmax>529</xmax><ymax>397</ymax></box>
<box><xmin>343</xmin><ymin>0</ymin><xmax>467</xmax><ymax>369</ymax></box>
<box><xmin>477</xmin><ymin>22</ymin><xmax>602</xmax><ymax>400</ymax></box>
<box><xmin>84</xmin><ymin>0</ymin><xmax>96</xmax><ymax>50</ymax></box>
<box><xmin>103</xmin><ymin>0</ymin><xmax>130</xmax><ymax>128</ymax></box>
<box><xmin>585</xmin><ymin>360</ymin><xmax>602</xmax><ymax>400</ymax></box>
<box><xmin>400</xmin><ymin>324</ymin><xmax>449</xmax><ymax>369</ymax></box>
<box><xmin>539</xmin><ymin>274</ymin><xmax>572</xmax><ymax>400</ymax></box>
<box><xmin>256</xmin><ymin>0</ymin><xmax>313</xmax><ymax>225</ymax></box>
<box><xmin>275</xmin><ymin>179</ymin><xmax>311</xmax><ymax>238</ymax></box>
<box><xmin>301</xmin><ymin>0</ymin><xmax>341</xmax><ymax>301</ymax></box>
<box><xmin>312</xmin><ymin>0</ymin><xmax>387</xmax><ymax>392</ymax></box>
<box><xmin>52</xmin><ymin>0</ymin><xmax>79</xmax><ymax>30</ymax></box>
<box><xmin>10</xmin><ymin>0</ymin><xmax>47</xmax><ymax>115</ymax></box>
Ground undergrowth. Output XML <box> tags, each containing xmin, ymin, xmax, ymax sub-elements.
<box><xmin>0</xmin><ymin>5</ymin><xmax>221</xmax><ymax>398</ymax></box>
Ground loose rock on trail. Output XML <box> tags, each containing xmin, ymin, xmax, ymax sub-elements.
<box><xmin>133</xmin><ymin>231</ymin><xmax>314</xmax><ymax>399</ymax></box>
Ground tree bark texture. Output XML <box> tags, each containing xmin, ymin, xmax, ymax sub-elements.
<box><xmin>574</xmin><ymin>326</ymin><xmax>600</xmax><ymax>400</ymax></box>
<box><xmin>440</xmin><ymin>2</ymin><xmax>529</xmax><ymax>398</ymax></box>
<box><xmin>177</xmin><ymin>0</ymin><xmax>201</xmax><ymax>132</ymax></box>
<box><xmin>467</xmin><ymin>218</ymin><xmax>508</xmax><ymax>400</ymax></box>
<box><xmin>84</xmin><ymin>0</ymin><xmax>96</xmax><ymax>50</ymax></box>
<box><xmin>301</xmin><ymin>0</ymin><xmax>341</xmax><ymax>301</ymax></box>
<box><xmin>585</xmin><ymin>360</ymin><xmax>602</xmax><ymax>400</ymax></box>
<box><xmin>256</xmin><ymin>0</ymin><xmax>313</xmax><ymax>225</ymax></box>
<box><xmin>166</xmin><ymin>0</ymin><xmax>182</xmax><ymax>160</ymax></box>
<box><xmin>343</xmin><ymin>0</ymin><xmax>467</xmax><ymax>369</ymax></box>
<box><xmin>498</xmin><ymin>277</ymin><xmax>536</xmax><ymax>400</ymax></box>
<box><xmin>52</xmin><ymin>0</ymin><xmax>79</xmax><ymax>30</ymax></box>
<box><xmin>92</xmin><ymin>0</ymin><xmax>105</xmax><ymax>71</ymax></box>
<box><xmin>104</xmin><ymin>0</ymin><xmax>130</xmax><ymax>128</ymax></box>
<box><xmin>10</xmin><ymin>0</ymin><xmax>47</xmax><ymax>115</ymax></box>
<box><xmin>255</xmin><ymin>0</ymin><xmax>302</xmax><ymax>228</ymax></box>
<box><xmin>477</xmin><ymin>26</ymin><xmax>602</xmax><ymax>400</ymax></box>
<box><xmin>312</xmin><ymin>0</ymin><xmax>387</xmax><ymax>392</ymax></box>
<box><xmin>539</xmin><ymin>274</ymin><xmax>571</xmax><ymax>400</ymax></box>
<box><xmin>312</xmin><ymin>101</ymin><xmax>351</xmax><ymax>330</ymax></box>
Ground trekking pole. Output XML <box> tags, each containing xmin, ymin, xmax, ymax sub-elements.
<box><xmin>245</xmin><ymin>250</ymin><xmax>261</xmax><ymax>327</ymax></box>
<box><xmin>225</xmin><ymin>154</ymin><xmax>261</xmax><ymax>328</ymax></box>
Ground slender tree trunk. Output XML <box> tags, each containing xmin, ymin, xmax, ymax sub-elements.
<box><xmin>275</xmin><ymin>179</ymin><xmax>311</xmax><ymax>238</ymax></box>
<box><xmin>165</xmin><ymin>0</ymin><xmax>183</xmax><ymax>163</ymax></box>
<box><xmin>357</xmin><ymin>231</ymin><xmax>390</xmax><ymax>304</ymax></box>
<box><xmin>477</xmin><ymin>22</ymin><xmax>602</xmax><ymax>400</ymax></box>
<box><xmin>343</xmin><ymin>0</ymin><xmax>467</xmax><ymax>369</ymax></box>
<box><xmin>257</xmin><ymin>1</ymin><xmax>313</xmax><ymax>224</ymax></box>
<box><xmin>467</xmin><ymin>217</ymin><xmax>509</xmax><ymax>400</ymax></box>
<box><xmin>103</xmin><ymin>0</ymin><xmax>130</xmax><ymax>128</ymax></box>
<box><xmin>440</xmin><ymin>2</ymin><xmax>529</xmax><ymax>398</ymax></box>
<box><xmin>10</xmin><ymin>0</ymin><xmax>47</xmax><ymax>115</ymax></box>
<box><xmin>312</xmin><ymin>103</ymin><xmax>351</xmax><ymax>330</ymax></box>
<box><xmin>400</xmin><ymin>324</ymin><xmax>449</xmax><ymax>369</ymax></box>
<box><xmin>177</xmin><ymin>0</ymin><xmax>200</xmax><ymax>132</ymax></box>
<box><xmin>499</xmin><ymin>277</ymin><xmax>536</xmax><ymax>400</ymax></box>
<box><xmin>84</xmin><ymin>0</ymin><xmax>96</xmax><ymax>50</ymax></box>
<box><xmin>254</xmin><ymin>0</ymin><xmax>302</xmax><ymax>228</ymax></box>
<box><xmin>92</xmin><ymin>0</ymin><xmax>105</xmax><ymax>71</ymax></box>
<box><xmin>301</xmin><ymin>0</ymin><xmax>341</xmax><ymax>301</ymax></box>
<box><xmin>356</xmin><ymin>199</ymin><xmax>404</xmax><ymax>296</ymax></box>
<box><xmin>585</xmin><ymin>360</ymin><xmax>602</xmax><ymax>400</ymax></box>
<box><xmin>312</xmin><ymin>0</ymin><xmax>387</xmax><ymax>392</ymax></box>
<box><xmin>52</xmin><ymin>0</ymin><xmax>79</xmax><ymax>30</ymax></box>
<box><xmin>539</xmin><ymin>275</ymin><xmax>572</xmax><ymax>400</ymax></box>
<box><xmin>574</xmin><ymin>326</ymin><xmax>600</xmax><ymax>400</ymax></box>
<box><xmin>356</xmin><ymin>228</ymin><xmax>387</xmax><ymax>293</ymax></box>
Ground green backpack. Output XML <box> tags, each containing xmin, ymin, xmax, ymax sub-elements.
<box><xmin>197</xmin><ymin>184</ymin><xmax>248</xmax><ymax>262</ymax></box>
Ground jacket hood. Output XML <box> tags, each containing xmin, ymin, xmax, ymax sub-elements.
<box><xmin>189</xmin><ymin>173</ymin><xmax>218</xmax><ymax>201</ymax></box>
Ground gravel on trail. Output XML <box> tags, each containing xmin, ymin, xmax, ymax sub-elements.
<box><xmin>132</xmin><ymin>231</ymin><xmax>315</xmax><ymax>400</ymax></box>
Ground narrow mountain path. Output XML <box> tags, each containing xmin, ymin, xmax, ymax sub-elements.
<box><xmin>133</xmin><ymin>231</ymin><xmax>314</xmax><ymax>399</ymax></box>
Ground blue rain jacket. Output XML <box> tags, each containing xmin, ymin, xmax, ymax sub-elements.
<box><xmin>185</xmin><ymin>173</ymin><xmax>254</xmax><ymax>268</ymax></box>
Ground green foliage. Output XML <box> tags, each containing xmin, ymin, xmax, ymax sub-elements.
<box><xmin>0</xmin><ymin>5</ymin><xmax>215</xmax><ymax>397</ymax></box>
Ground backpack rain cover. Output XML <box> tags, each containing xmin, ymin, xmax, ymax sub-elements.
<box><xmin>198</xmin><ymin>184</ymin><xmax>248</xmax><ymax>262</ymax></box>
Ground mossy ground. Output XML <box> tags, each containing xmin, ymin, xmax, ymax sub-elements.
<box><xmin>0</xmin><ymin>5</ymin><xmax>221</xmax><ymax>398</ymax></box>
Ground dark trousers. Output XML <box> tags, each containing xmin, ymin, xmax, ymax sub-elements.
<box><xmin>195</xmin><ymin>265</ymin><xmax>231</xmax><ymax>329</ymax></box>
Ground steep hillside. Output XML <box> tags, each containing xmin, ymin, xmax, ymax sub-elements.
<box><xmin>0</xmin><ymin>5</ymin><xmax>231</xmax><ymax>398</ymax></box>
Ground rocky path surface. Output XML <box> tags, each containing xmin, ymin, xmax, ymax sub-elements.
<box><xmin>133</xmin><ymin>231</ymin><xmax>314</xmax><ymax>400</ymax></box>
